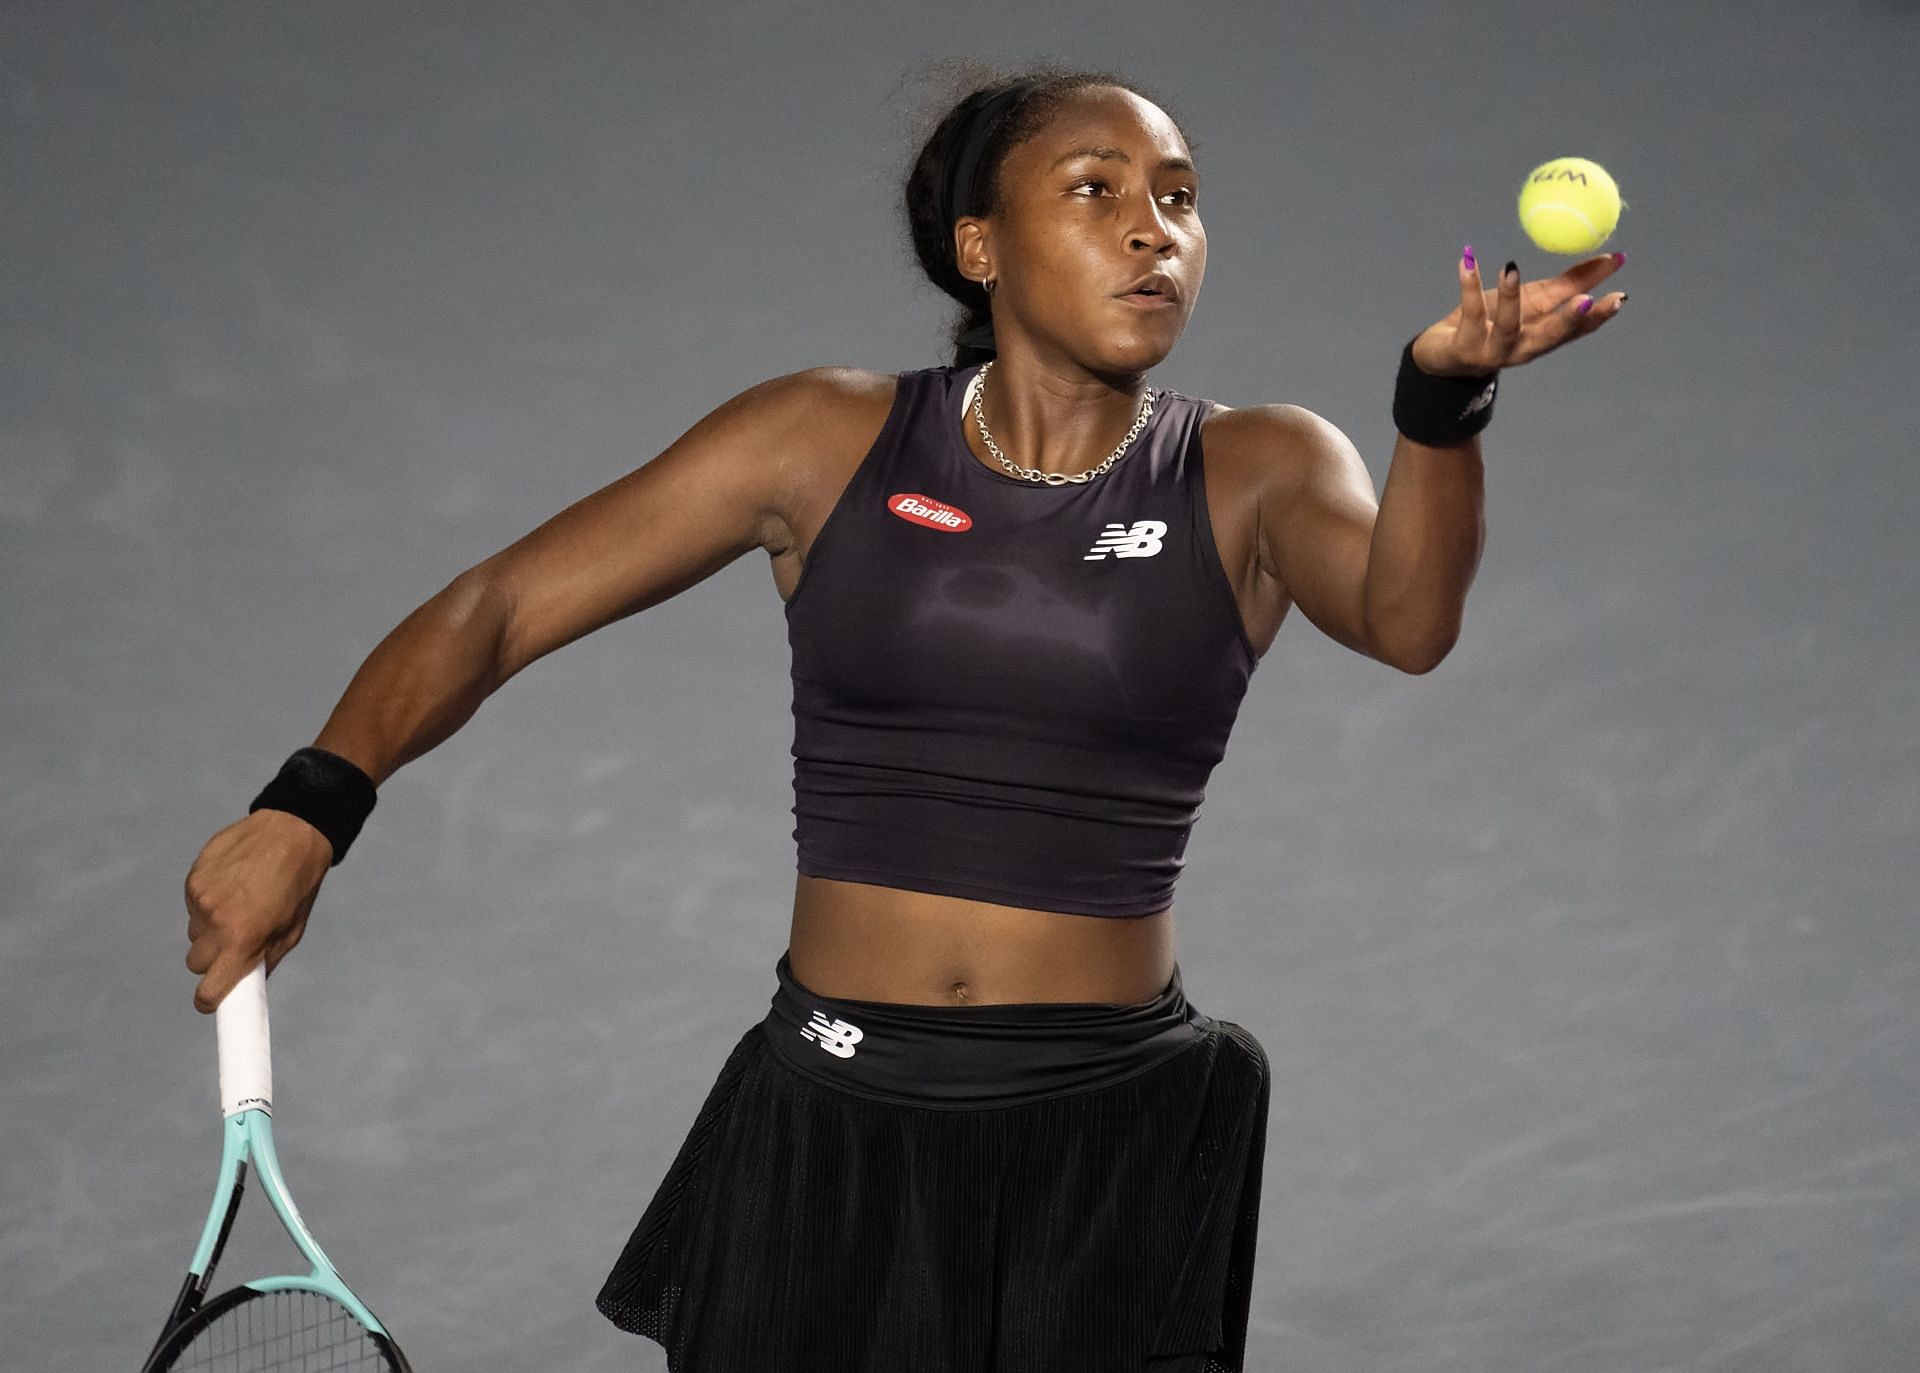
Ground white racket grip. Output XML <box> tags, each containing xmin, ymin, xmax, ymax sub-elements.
<box><xmin>216</xmin><ymin>960</ymin><xmax>273</xmax><ymax>1117</ymax></box>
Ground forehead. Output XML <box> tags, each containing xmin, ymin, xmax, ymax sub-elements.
<box><xmin>1017</xmin><ymin>85</ymin><xmax>1191</xmax><ymax>166</ymax></box>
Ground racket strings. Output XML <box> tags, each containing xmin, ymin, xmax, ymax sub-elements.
<box><xmin>163</xmin><ymin>1288</ymin><xmax>398</xmax><ymax>1372</ymax></box>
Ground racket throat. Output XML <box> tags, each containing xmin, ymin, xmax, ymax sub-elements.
<box><xmin>159</xmin><ymin>1158</ymin><xmax>247</xmax><ymax>1342</ymax></box>
<box><xmin>144</xmin><ymin>1263</ymin><xmax>217</xmax><ymax>1371</ymax></box>
<box><xmin>156</xmin><ymin>1271</ymin><xmax>206</xmax><ymax>1341</ymax></box>
<box><xmin>205</xmin><ymin>1160</ymin><xmax>249</xmax><ymax>1280</ymax></box>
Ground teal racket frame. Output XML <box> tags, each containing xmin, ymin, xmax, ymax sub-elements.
<box><xmin>143</xmin><ymin>961</ymin><xmax>408</xmax><ymax>1371</ymax></box>
<box><xmin>182</xmin><ymin>1105</ymin><xmax>394</xmax><ymax>1332</ymax></box>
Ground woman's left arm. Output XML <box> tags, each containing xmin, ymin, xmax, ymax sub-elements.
<box><xmin>1260</xmin><ymin>250</ymin><xmax>1629</xmax><ymax>673</ymax></box>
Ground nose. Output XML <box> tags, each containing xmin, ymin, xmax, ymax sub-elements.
<box><xmin>1126</xmin><ymin>196</ymin><xmax>1177</xmax><ymax>255</ymax></box>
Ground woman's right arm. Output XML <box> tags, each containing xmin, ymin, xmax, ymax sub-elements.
<box><xmin>183</xmin><ymin>366</ymin><xmax>859</xmax><ymax>1011</ymax></box>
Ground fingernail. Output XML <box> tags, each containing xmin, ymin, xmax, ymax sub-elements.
<box><xmin>1612</xmin><ymin>251</ymin><xmax>1625</xmax><ymax>267</ymax></box>
<box><xmin>1617</xmin><ymin>293</ymin><xmax>1628</xmax><ymax>306</ymax></box>
<box><xmin>1502</xmin><ymin>260</ymin><xmax>1518</xmax><ymax>286</ymax></box>
<box><xmin>1463</xmin><ymin>244</ymin><xmax>1476</xmax><ymax>271</ymax></box>
<box><xmin>1575</xmin><ymin>296</ymin><xmax>1594</xmax><ymax>316</ymax></box>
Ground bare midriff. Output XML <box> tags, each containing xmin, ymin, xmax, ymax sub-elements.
<box><xmin>788</xmin><ymin>873</ymin><xmax>1176</xmax><ymax>1007</ymax></box>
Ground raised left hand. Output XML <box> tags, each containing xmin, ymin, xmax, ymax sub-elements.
<box><xmin>1412</xmin><ymin>247</ymin><xmax>1627</xmax><ymax>377</ymax></box>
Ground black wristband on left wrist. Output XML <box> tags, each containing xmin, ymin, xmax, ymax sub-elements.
<box><xmin>1392</xmin><ymin>334</ymin><xmax>1499</xmax><ymax>447</ymax></box>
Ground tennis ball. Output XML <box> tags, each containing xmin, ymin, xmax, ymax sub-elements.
<box><xmin>1517</xmin><ymin>157</ymin><xmax>1625</xmax><ymax>255</ymax></box>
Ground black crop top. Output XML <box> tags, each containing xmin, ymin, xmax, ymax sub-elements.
<box><xmin>784</xmin><ymin>362</ymin><xmax>1260</xmax><ymax>917</ymax></box>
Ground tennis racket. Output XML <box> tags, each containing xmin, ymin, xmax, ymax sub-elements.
<box><xmin>142</xmin><ymin>960</ymin><xmax>412</xmax><ymax>1372</ymax></box>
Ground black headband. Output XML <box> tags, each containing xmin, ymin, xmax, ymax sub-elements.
<box><xmin>937</xmin><ymin>79</ymin><xmax>1045</xmax><ymax>248</ymax></box>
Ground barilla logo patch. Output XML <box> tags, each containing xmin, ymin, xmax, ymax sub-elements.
<box><xmin>887</xmin><ymin>492</ymin><xmax>973</xmax><ymax>532</ymax></box>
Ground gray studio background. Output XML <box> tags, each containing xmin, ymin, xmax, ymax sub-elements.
<box><xmin>5</xmin><ymin>2</ymin><xmax>1916</xmax><ymax>1369</ymax></box>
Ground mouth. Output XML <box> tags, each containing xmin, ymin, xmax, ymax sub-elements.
<box><xmin>1114</xmin><ymin>272</ymin><xmax>1179</xmax><ymax>309</ymax></box>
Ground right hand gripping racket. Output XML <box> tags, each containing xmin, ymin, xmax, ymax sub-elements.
<box><xmin>141</xmin><ymin>962</ymin><xmax>412</xmax><ymax>1371</ymax></box>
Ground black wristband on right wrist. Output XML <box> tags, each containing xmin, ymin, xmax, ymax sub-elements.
<box><xmin>248</xmin><ymin>747</ymin><xmax>378</xmax><ymax>867</ymax></box>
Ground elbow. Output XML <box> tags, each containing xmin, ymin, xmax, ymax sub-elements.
<box><xmin>1370</xmin><ymin>620</ymin><xmax>1460</xmax><ymax>675</ymax></box>
<box><xmin>1401</xmin><ymin>631</ymin><xmax>1460</xmax><ymax>674</ymax></box>
<box><xmin>1360</xmin><ymin>586</ymin><xmax>1464</xmax><ymax>674</ymax></box>
<box><xmin>439</xmin><ymin>569</ymin><xmax>519</xmax><ymax>687</ymax></box>
<box><xmin>1394</xmin><ymin>643</ymin><xmax>1453</xmax><ymax>675</ymax></box>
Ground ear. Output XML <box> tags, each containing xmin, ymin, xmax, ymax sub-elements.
<box><xmin>953</xmin><ymin>216</ymin><xmax>994</xmax><ymax>290</ymax></box>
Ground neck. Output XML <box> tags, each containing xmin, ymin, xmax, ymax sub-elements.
<box><xmin>974</xmin><ymin>353</ymin><xmax>1151</xmax><ymax>478</ymax></box>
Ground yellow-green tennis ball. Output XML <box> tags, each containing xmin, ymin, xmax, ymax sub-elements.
<box><xmin>1517</xmin><ymin>157</ymin><xmax>1625</xmax><ymax>255</ymax></box>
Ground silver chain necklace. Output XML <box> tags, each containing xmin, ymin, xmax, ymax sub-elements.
<box><xmin>967</xmin><ymin>358</ymin><xmax>1155</xmax><ymax>486</ymax></box>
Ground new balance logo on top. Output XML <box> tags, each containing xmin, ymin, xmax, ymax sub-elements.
<box><xmin>1083</xmin><ymin>519</ymin><xmax>1168</xmax><ymax>560</ymax></box>
<box><xmin>800</xmin><ymin>1010</ymin><xmax>864</xmax><ymax>1058</ymax></box>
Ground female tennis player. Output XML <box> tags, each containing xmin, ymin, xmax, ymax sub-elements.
<box><xmin>182</xmin><ymin>65</ymin><xmax>1625</xmax><ymax>1372</ymax></box>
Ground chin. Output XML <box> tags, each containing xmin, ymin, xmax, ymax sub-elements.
<box><xmin>1098</xmin><ymin>330</ymin><xmax>1180</xmax><ymax>374</ymax></box>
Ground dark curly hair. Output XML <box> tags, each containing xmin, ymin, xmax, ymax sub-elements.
<box><xmin>898</xmin><ymin>61</ymin><xmax>1197</xmax><ymax>368</ymax></box>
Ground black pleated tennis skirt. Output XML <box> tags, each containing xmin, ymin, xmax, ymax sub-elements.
<box><xmin>596</xmin><ymin>949</ymin><xmax>1271</xmax><ymax>1373</ymax></box>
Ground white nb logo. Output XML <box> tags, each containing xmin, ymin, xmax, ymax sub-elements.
<box><xmin>800</xmin><ymin>1011</ymin><xmax>864</xmax><ymax>1058</ymax></box>
<box><xmin>1458</xmin><ymin>378</ymin><xmax>1497</xmax><ymax>418</ymax></box>
<box><xmin>1083</xmin><ymin>519</ymin><xmax>1168</xmax><ymax>560</ymax></box>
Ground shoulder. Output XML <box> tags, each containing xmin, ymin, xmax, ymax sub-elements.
<box><xmin>787</xmin><ymin>366</ymin><xmax>907</xmax><ymax>464</ymax></box>
<box><xmin>737</xmin><ymin>365</ymin><xmax>899</xmax><ymax>431</ymax></box>
<box><xmin>1198</xmin><ymin>398</ymin><xmax>1358</xmax><ymax>501</ymax></box>
<box><xmin>785</xmin><ymin>364</ymin><xmax>902</xmax><ymax>405</ymax></box>
<box><xmin>738</xmin><ymin>368</ymin><xmax>910</xmax><ymax>546</ymax></box>
<box><xmin>701</xmin><ymin>366</ymin><xmax>902</xmax><ymax>486</ymax></box>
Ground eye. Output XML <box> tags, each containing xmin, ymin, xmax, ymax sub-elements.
<box><xmin>1069</xmin><ymin>178</ymin><xmax>1197</xmax><ymax>208</ymax></box>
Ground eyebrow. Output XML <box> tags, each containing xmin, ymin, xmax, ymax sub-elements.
<box><xmin>1050</xmin><ymin>144</ymin><xmax>1199</xmax><ymax>177</ymax></box>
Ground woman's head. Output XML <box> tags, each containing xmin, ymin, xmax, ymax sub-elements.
<box><xmin>903</xmin><ymin>65</ymin><xmax>1204</xmax><ymax>374</ymax></box>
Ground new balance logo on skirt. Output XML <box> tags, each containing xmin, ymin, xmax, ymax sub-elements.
<box><xmin>801</xmin><ymin>1011</ymin><xmax>864</xmax><ymax>1058</ymax></box>
<box><xmin>1083</xmin><ymin>519</ymin><xmax>1168</xmax><ymax>560</ymax></box>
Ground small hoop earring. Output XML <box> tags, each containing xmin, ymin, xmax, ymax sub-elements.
<box><xmin>983</xmin><ymin>277</ymin><xmax>997</xmax><ymax>295</ymax></box>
